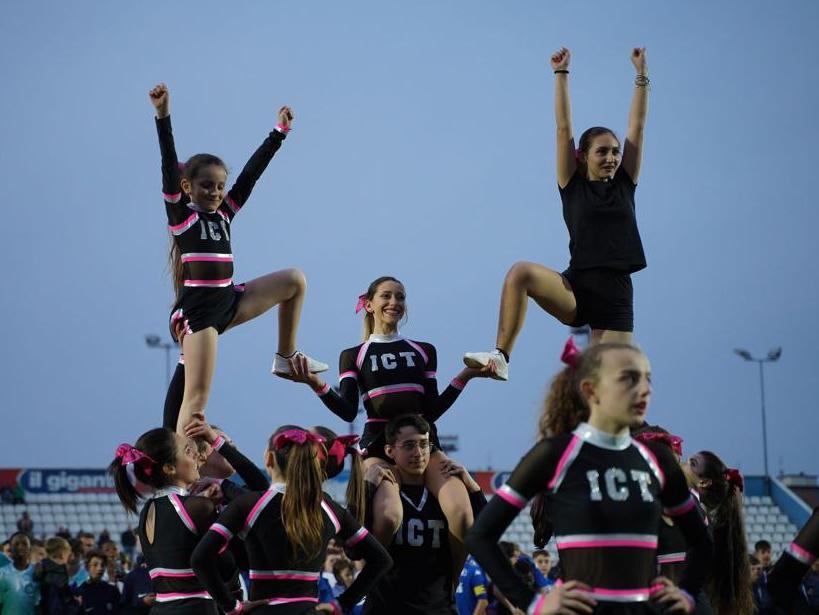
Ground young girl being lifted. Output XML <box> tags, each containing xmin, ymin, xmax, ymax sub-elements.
<box><xmin>149</xmin><ymin>83</ymin><xmax>327</xmax><ymax>435</ymax></box>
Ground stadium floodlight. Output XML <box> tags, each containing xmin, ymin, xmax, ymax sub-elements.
<box><xmin>733</xmin><ymin>345</ymin><xmax>783</xmax><ymax>494</ymax></box>
<box><xmin>734</xmin><ymin>348</ymin><xmax>753</xmax><ymax>361</ymax></box>
<box><xmin>144</xmin><ymin>333</ymin><xmax>174</xmax><ymax>385</ymax></box>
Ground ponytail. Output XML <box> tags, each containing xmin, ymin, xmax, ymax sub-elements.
<box><xmin>312</xmin><ymin>427</ymin><xmax>366</xmax><ymax>525</ymax></box>
<box><xmin>108</xmin><ymin>428</ymin><xmax>177</xmax><ymax>513</ymax></box>
<box><xmin>539</xmin><ymin>340</ymin><xmax>639</xmax><ymax>439</ymax></box>
<box><xmin>272</xmin><ymin>428</ymin><xmax>326</xmax><ymax>564</ymax></box>
<box><xmin>695</xmin><ymin>451</ymin><xmax>754</xmax><ymax>615</ymax></box>
<box><xmin>345</xmin><ymin>448</ymin><xmax>366</xmax><ymax>525</ymax></box>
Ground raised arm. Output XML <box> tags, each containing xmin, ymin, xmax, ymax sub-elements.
<box><xmin>149</xmin><ymin>83</ymin><xmax>184</xmax><ymax>204</ymax></box>
<box><xmin>184</xmin><ymin>420</ymin><xmax>269</xmax><ymax>491</ymax></box>
<box><xmin>223</xmin><ymin>106</ymin><xmax>293</xmax><ymax>217</ymax></box>
<box><xmin>552</xmin><ymin>48</ymin><xmax>577</xmax><ymax>189</ymax></box>
<box><xmin>621</xmin><ymin>48</ymin><xmax>649</xmax><ymax>183</ymax></box>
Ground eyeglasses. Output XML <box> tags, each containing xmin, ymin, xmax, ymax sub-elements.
<box><xmin>395</xmin><ymin>439</ymin><xmax>430</xmax><ymax>452</ymax></box>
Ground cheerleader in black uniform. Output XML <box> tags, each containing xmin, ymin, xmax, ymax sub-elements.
<box><xmin>108</xmin><ymin>428</ymin><xmax>246</xmax><ymax>614</ymax></box>
<box><xmin>464</xmin><ymin>47</ymin><xmax>650</xmax><ymax>381</ymax></box>
<box><xmin>190</xmin><ymin>426</ymin><xmax>391</xmax><ymax>614</ymax></box>
<box><xmin>767</xmin><ymin>507</ymin><xmax>819</xmax><ymax>613</ymax></box>
<box><xmin>287</xmin><ymin>276</ymin><xmax>493</xmax><ymax>573</ymax></box>
<box><xmin>684</xmin><ymin>451</ymin><xmax>755</xmax><ymax>615</ymax></box>
<box><xmin>148</xmin><ymin>83</ymin><xmax>327</xmax><ymax>436</ymax></box>
<box><xmin>466</xmin><ymin>342</ymin><xmax>713</xmax><ymax>614</ymax></box>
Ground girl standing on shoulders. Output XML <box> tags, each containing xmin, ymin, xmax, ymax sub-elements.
<box><xmin>149</xmin><ymin>82</ymin><xmax>327</xmax><ymax>435</ymax></box>
<box><xmin>465</xmin><ymin>47</ymin><xmax>650</xmax><ymax>381</ymax></box>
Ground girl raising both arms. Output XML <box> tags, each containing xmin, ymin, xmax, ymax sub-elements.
<box><xmin>465</xmin><ymin>47</ymin><xmax>650</xmax><ymax>381</ymax></box>
<box><xmin>149</xmin><ymin>83</ymin><xmax>327</xmax><ymax>435</ymax></box>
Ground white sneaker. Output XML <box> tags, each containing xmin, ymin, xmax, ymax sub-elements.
<box><xmin>271</xmin><ymin>351</ymin><xmax>329</xmax><ymax>377</ymax></box>
<box><xmin>463</xmin><ymin>350</ymin><xmax>509</xmax><ymax>381</ymax></box>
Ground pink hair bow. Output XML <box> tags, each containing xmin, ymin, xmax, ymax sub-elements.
<box><xmin>355</xmin><ymin>293</ymin><xmax>367</xmax><ymax>314</ymax></box>
<box><xmin>561</xmin><ymin>337</ymin><xmax>581</xmax><ymax>368</ymax></box>
<box><xmin>635</xmin><ymin>432</ymin><xmax>684</xmax><ymax>457</ymax></box>
<box><xmin>115</xmin><ymin>444</ymin><xmax>155</xmax><ymax>476</ymax></box>
<box><xmin>273</xmin><ymin>429</ymin><xmax>326</xmax><ymax>451</ymax></box>
<box><xmin>326</xmin><ymin>435</ymin><xmax>361</xmax><ymax>467</ymax></box>
<box><xmin>725</xmin><ymin>468</ymin><xmax>744</xmax><ymax>493</ymax></box>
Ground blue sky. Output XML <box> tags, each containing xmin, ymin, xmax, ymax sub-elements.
<box><xmin>2</xmin><ymin>0</ymin><xmax>817</xmax><ymax>478</ymax></box>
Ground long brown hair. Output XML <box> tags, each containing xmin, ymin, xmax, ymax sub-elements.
<box><xmin>695</xmin><ymin>450</ymin><xmax>754</xmax><ymax>615</ymax></box>
<box><xmin>168</xmin><ymin>154</ymin><xmax>228</xmax><ymax>301</ymax></box>
<box><xmin>108</xmin><ymin>428</ymin><xmax>178</xmax><ymax>513</ymax></box>
<box><xmin>312</xmin><ymin>426</ymin><xmax>367</xmax><ymax>525</ymax></box>
<box><xmin>360</xmin><ymin>276</ymin><xmax>404</xmax><ymax>340</ymax></box>
<box><xmin>538</xmin><ymin>342</ymin><xmax>639</xmax><ymax>439</ymax></box>
<box><xmin>270</xmin><ymin>426</ymin><xmax>326</xmax><ymax>564</ymax></box>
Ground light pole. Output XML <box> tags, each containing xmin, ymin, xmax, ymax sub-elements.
<box><xmin>145</xmin><ymin>334</ymin><xmax>174</xmax><ymax>385</ymax></box>
<box><xmin>734</xmin><ymin>346</ymin><xmax>782</xmax><ymax>493</ymax></box>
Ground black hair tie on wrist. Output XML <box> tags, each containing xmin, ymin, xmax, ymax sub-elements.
<box><xmin>554</xmin><ymin>69</ymin><xmax>569</xmax><ymax>74</ymax></box>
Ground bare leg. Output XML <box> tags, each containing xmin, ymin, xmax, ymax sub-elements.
<box><xmin>364</xmin><ymin>457</ymin><xmax>403</xmax><ymax>546</ymax></box>
<box><xmin>226</xmin><ymin>268</ymin><xmax>307</xmax><ymax>355</ymax></box>
<box><xmin>426</xmin><ymin>451</ymin><xmax>473</xmax><ymax>582</ymax></box>
<box><xmin>177</xmin><ymin>328</ymin><xmax>218</xmax><ymax>434</ymax></box>
<box><xmin>495</xmin><ymin>261</ymin><xmax>577</xmax><ymax>355</ymax></box>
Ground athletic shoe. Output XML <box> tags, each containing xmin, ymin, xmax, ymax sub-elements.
<box><xmin>463</xmin><ymin>350</ymin><xmax>509</xmax><ymax>381</ymax></box>
<box><xmin>271</xmin><ymin>352</ymin><xmax>329</xmax><ymax>377</ymax></box>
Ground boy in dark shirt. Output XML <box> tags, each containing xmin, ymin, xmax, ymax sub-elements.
<box><xmin>78</xmin><ymin>551</ymin><xmax>120</xmax><ymax>614</ymax></box>
<box><xmin>361</xmin><ymin>414</ymin><xmax>486</xmax><ymax>615</ymax></box>
<box><xmin>35</xmin><ymin>536</ymin><xmax>80</xmax><ymax>615</ymax></box>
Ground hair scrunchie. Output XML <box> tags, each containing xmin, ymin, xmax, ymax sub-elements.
<box><xmin>725</xmin><ymin>468</ymin><xmax>744</xmax><ymax>493</ymax></box>
<box><xmin>115</xmin><ymin>444</ymin><xmax>156</xmax><ymax>497</ymax></box>
<box><xmin>561</xmin><ymin>337</ymin><xmax>581</xmax><ymax>368</ymax></box>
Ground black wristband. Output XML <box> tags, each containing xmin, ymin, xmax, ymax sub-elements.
<box><xmin>553</xmin><ymin>69</ymin><xmax>569</xmax><ymax>74</ymax></box>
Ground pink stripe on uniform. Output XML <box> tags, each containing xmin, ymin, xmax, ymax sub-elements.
<box><xmin>184</xmin><ymin>277</ymin><xmax>233</xmax><ymax>287</ymax></box>
<box><xmin>169</xmin><ymin>212</ymin><xmax>199</xmax><ymax>235</ymax></box>
<box><xmin>155</xmin><ymin>591</ymin><xmax>212</xmax><ymax>602</ymax></box>
<box><xmin>245</xmin><ymin>490</ymin><xmax>275</xmax><ymax>531</ymax></box>
<box><xmin>787</xmin><ymin>542</ymin><xmax>817</xmax><ymax>565</ymax></box>
<box><xmin>250</xmin><ymin>572</ymin><xmax>318</xmax><ymax>581</ymax></box>
<box><xmin>404</xmin><ymin>339</ymin><xmax>429</xmax><ymax>365</ymax></box>
<box><xmin>181</xmin><ymin>255</ymin><xmax>233</xmax><ymax>263</ymax></box>
<box><xmin>496</xmin><ymin>484</ymin><xmax>527</xmax><ymax>510</ymax></box>
<box><xmin>316</xmin><ymin>383</ymin><xmax>331</xmax><ymax>396</ymax></box>
<box><xmin>321</xmin><ymin>499</ymin><xmax>341</xmax><ymax>533</ymax></box>
<box><xmin>210</xmin><ymin>523</ymin><xmax>232</xmax><ymax>542</ymax></box>
<box><xmin>548</xmin><ymin>436</ymin><xmax>581</xmax><ymax>490</ymax></box>
<box><xmin>266</xmin><ymin>597</ymin><xmax>319</xmax><ymax>606</ymax></box>
<box><xmin>355</xmin><ymin>342</ymin><xmax>372</xmax><ymax>370</ymax></box>
<box><xmin>169</xmin><ymin>493</ymin><xmax>197</xmax><ymax>534</ymax></box>
<box><xmin>225</xmin><ymin>194</ymin><xmax>241</xmax><ymax>215</ymax></box>
<box><xmin>345</xmin><ymin>527</ymin><xmax>369</xmax><ymax>548</ymax></box>
<box><xmin>339</xmin><ymin>371</ymin><xmax>358</xmax><ymax>381</ymax></box>
<box><xmin>558</xmin><ymin>538</ymin><xmax>657</xmax><ymax>549</ymax></box>
<box><xmin>424</xmin><ymin>371</ymin><xmax>436</xmax><ymax>379</ymax></box>
<box><xmin>163</xmin><ymin>192</ymin><xmax>182</xmax><ymax>203</ymax></box>
<box><xmin>450</xmin><ymin>378</ymin><xmax>466</xmax><ymax>391</ymax></box>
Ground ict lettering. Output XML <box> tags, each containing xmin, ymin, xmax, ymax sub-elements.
<box><xmin>393</xmin><ymin>517</ymin><xmax>446</xmax><ymax>548</ymax></box>
<box><xmin>369</xmin><ymin>352</ymin><xmax>417</xmax><ymax>372</ymax></box>
<box><xmin>585</xmin><ymin>468</ymin><xmax>654</xmax><ymax>503</ymax></box>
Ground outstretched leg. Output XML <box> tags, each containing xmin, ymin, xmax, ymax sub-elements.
<box><xmin>364</xmin><ymin>457</ymin><xmax>403</xmax><ymax>546</ymax></box>
<box><xmin>176</xmin><ymin>327</ymin><xmax>218</xmax><ymax>434</ymax></box>
<box><xmin>496</xmin><ymin>261</ymin><xmax>577</xmax><ymax>354</ymax></box>
<box><xmin>226</xmin><ymin>268</ymin><xmax>307</xmax><ymax>354</ymax></box>
<box><xmin>425</xmin><ymin>450</ymin><xmax>474</xmax><ymax>583</ymax></box>
<box><xmin>465</xmin><ymin>262</ymin><xmax>576</xmax><ymax>379</ymax></box>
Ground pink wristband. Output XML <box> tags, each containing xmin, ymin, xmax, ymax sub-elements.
<box><xmin>211</xmin><ymin>435</ymin><xmax>225</xmax><ymax>452</ymax></box>
<box><xmin>275</xmin><ymin>124</ymin><xmax>291</xmax><ymax>134</ymax></box>
<box><xmin>315</xmin><ymin>382</ymin><xmax>331</xmax><ymax>396</ymax></box>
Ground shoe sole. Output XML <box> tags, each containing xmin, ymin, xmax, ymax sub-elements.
<box><xmin>463</xmin><ymin>355</ymin><xmax>509</xmax><ymax>381</ymax></box>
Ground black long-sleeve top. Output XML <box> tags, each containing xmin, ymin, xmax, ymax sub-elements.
<box><xmin>466</xmin><ymin>423</ymin><xmax>713</xmax><ymax>612</ymax></box>
<box><xmin>191</xmin><ymin>485</ymin><xmax>392</xmax><ymax>614</ymax></box>
<box><xmin>315</xmin><ymin>335</ymin><xmax>465</xmax><ymax>423</ymax></box>
<box><xmin>156</xmin><ymin>114</ymin><xmax>286</xmax><ymax>291</ymax></box>
<box><xmin>767</xmin><ymin>507</ymin><xmax>819</xmax><ymax>611</ymax></box>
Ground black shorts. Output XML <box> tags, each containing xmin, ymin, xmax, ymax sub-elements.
<box><xmin>562</xmin><ymin>267</ymin><xmax>633</xmax><ymax>332</ymax></box>
<box><xmin>169</xmin><ymin>283</ymin><xmax>246</xmax><ymax>342</ymax></box>
<box><xmin>361</xmin><ymin>419</ymin><xmax>441</xmax><ymax>462</ymax></box>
